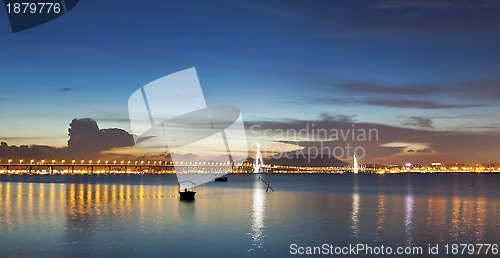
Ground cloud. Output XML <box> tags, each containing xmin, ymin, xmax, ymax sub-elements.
<box><xmin>242</xmin><ymin>0</ymin><xmax>500</xmax><ymax>40</ymax></box>
<box><xmin>312</xmin><ymin>80</ymin><xmax>500</xmax><ymax>111</ymax></box>
<box><xmin>370</xmin><ymin>0</ymin><xmax>500</xmax><ymax>10</ymax></box>
<box><xmin>170</xmin><ymin>153</ymin><xmax>199</xmax><ymax>161</ymax></box>
<box><xmin>338</xmin><ymin>82</ymin><xmax>430</xmax><ymax>96</ymax></box>
<box><xmin>366</xmin><ymin>100</ymin><xmax>483</xmax><ymax>109</ymax></box>
<box><xmin>0</xmin><ymin>142</ymin><xmax>60</xmax><ymax>161</ymax></box>
<box><xmin>246</xmin><ymin>115</ymin><xmax>500</xmax><ymax>164</ymax></box>
<box><xmin>67</xmin><ymin>118</ymin><xmax>134</xmax><ymax>153</ymax></box>
<box><xmin>323</xmin><ymin>80</ymin><xmax>500</xmax><ymax>100</ymax></box>
<box><xmin>404</xmin><ymin>117</ymin><xmax>433</xmax><ymax>128</ymax></box>
<box><xmin>0</xmin><ymin>118</ymin><xmax>135</xmax><ymax>160</ymax></box>
<box><xmin>57</xmin><ymin>87</ymin><xmax>73</xmax><ymax>92</ymax></box>
<box><xmin>319</xmin><ymin>113</ymin><xmax>355</xmax><ymax>122</ymax></box>
<box><xmin>2</xmin><ymin>116</ymin><xmax>499</xmax><ymax>166</ymax></box>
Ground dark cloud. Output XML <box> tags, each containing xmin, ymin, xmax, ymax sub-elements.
<box><xmin>2</xmin><ymin>116</ymin><xmax>499</xmax><ymax>165</ymax></box>
<box><xmin>67</xmin><ymin>118</ymin><xmax>134</xmax><ymax>153</ymax></box>
<box><xmin>0</xmin><ymin>118</ymin><xmax>135</xmax><ymax>160</ymax></box>
<box><xmin>57</xmin><ymin>87</ymin><xmax>73</xmax><ymax>92</ymax></box>
<box><xmin>313</xmin><ymin>80</ymin><xmax>500</xmax><ymax>111</ymax></box>
<box><xmin>319</xmin><ymin>113</ymin><xmax>354</xmax><ymax>122</ymax></box>
<box><xmin>357</xmin><ymin>0</ymin><xmax>500</xmax><ymax>34</ymax></box>
<box><xmin>241</xmin><ymin>0</ymin><xmax>500</xmax><ymax>40</ymax></box>
<box><xmin>370</xmin><ymin>0</ymin><xmax>500</xmax><ymax>10</ymax></box>
<box><xmin>367</xmin><ymin>100</ymin><xmax>483</xmax><ymax>109</ymax></box>
<box><xmin>247</xmin><ymin>115</ymin><xmax>434</xmax><ymax>162</ymax></box>
<box><xmin>339</xmin><ymin>82</ymin><xmax>430</xmax><ymax>96</ymax></box>
<box><xmin>324</xmin><ymin>80</ymin><xmax>500</xmax><ymax>100</ymax></box>
<box><xmin>170</xmin><ymin>153</ymin><xmax>199</xmax><ymax>161</ymax></box>
<box><xmin>404</xmin><ymin>117</ymin><xmax>433</xmax><ymax>129</ymax></box>
<box><xmin>247</xmin><ymin>115</ymin><xmax>500</xmax><ymax>164</ymax></box>
<box><xmin>0</xmin><ymin>142</ymin><xmax>60</xmax><ymax>161</ymax></box>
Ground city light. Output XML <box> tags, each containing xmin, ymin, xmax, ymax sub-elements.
<box><xmin>0</xmin><ymin>158</ymin><xmax>498</xmax><ymax>175</ymax></box>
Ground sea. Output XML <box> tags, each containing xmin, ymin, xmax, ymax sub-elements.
<box><xmin>0</xmin><ymin>173</ymin><xmax>499</xmax><ymax>257</ymax></box>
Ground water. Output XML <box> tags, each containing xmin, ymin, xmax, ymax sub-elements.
<box><xmin>0</xmin><ymin>173</ymin><xmax>499</xmax><ymax>257</ymax></box>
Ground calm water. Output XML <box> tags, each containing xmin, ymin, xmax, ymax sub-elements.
<box><xmin>0</xmin><ymin>173</ymin><xmax>499</xmax><ymax>257</ymax></box>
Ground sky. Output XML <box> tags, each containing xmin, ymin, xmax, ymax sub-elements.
<box><xmin>1</xmin><ymin>0</ymin><xmax>500</xmax><ymax>165</ymax></box>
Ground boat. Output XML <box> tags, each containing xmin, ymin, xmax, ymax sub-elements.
<box><xmin>214</xmin><ymin>176</ymin><xmax>228</xmax><ymax>182</ymax></box>
<box><xmin>179</xmin><ymin>188</ymin><xmax>196</xmax><ymax>200</ymax></box>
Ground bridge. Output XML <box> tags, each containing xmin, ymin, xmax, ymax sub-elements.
<box><xmin>0</xmin><ymin>159</ymin><xmax>353</xmax><ymax>174</ymax></box>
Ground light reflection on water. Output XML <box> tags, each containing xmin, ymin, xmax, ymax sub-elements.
<box><xmin>375</xmin><ymin>194</ymin><xmax>386</xmax><ymax>242</ymax></box>
<box><xmin>405</xmin><ymin>176</ymin><xmax>414</xmax><ymax>246</ymax></box>
<box><xmin>350</xmin><ymin>175</ymin><xmax>359</xmax><ymax>238</ymax></box>
<box><xmin>0</xmin><ymin>173</ymin><xmax>498</xmax><ymax>257</ymax></box>
<box><xmin>249</xmin><ymin>175</ymin><xmax>266</xmax><ymax>252</ymax></box>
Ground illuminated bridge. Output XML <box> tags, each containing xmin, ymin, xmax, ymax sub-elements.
<box><xmin>0</xmin><ymin>159</ymin><xmax>353</xmax><ymax>174</ymax></box>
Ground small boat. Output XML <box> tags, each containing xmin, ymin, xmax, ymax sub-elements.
<box><xmin>179</xmin><ymin>188</ymin><xmax>196</xmax><ymax>200</ymax></box>
<box><xmin>214</xmin><ymin>176</ymin><xmax>228</xmax><ymax>182</ymax></box>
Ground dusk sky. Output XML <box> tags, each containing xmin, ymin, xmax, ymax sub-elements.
<box><xmin>1</xmin><ymin>0</ymin><xmax>500</xmax><ymax>164</ymax></box>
